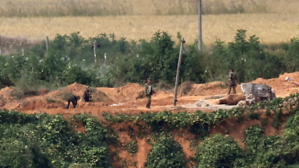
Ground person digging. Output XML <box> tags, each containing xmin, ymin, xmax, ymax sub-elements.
<box><xmin>66</xmin><ymin>95</ymin><xmax>80</xmax><ymax>109</ymax></box>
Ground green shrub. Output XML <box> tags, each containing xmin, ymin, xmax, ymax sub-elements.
<box><xmin>68</xmin><ymin>163</ymin><xmax>90</xmax><ymax>168</ymax></box>
<box><xmin>1</xmin><ymin>29</ymin><xmax>299</xmax><ymax>89</ymax></box>
<box><xmin>63</xmin><ymin>65</ymin><xmax>94</xmax><ymax>85</ymax></box>
<box><xmin>0</xmin><ymin>138</ymin><xmax>52</xmax><ymax>168</ymax></box>
<box><xmin>0</xmin><ymin>111</ymin><xmax>112</xmax><ymax>168</ymax></box>
<box><xmin>145</xmin><ymin>133</ymin><xmax>185</xmax><ymax>168</ymax></box>
<box><xmin>126</xmin><ymin>141</ymin><xmax>138</xmax><ymax>154</ymax></box>
<box><xmin>61</xmin><ymin>91</ymin><xmax>75</xmax><ymax>101</ymax></box>
<box><xmin>195</xmin><ymin>134</ymin><xmax>243</xmax><ymax>168</ymax></box>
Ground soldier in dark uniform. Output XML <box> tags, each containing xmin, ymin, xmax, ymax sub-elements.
<box><xmin>66</xmin><ymin>95</ymin><xmax>80</xmax><ymax>109</ymax></box>
<box><xmin>228</xmin><ymin>69</ymin><xmax>238</xmax><ymax>94</ymax></box>
<box><xmin>83</xmin><ymin>86</ymin><xmax>92</xmax><ymax>102</ymax></box>
<box><xmin>144</xmin><ymin>78</ymin><xmax>155</xmax><ymax>109</ymax></box>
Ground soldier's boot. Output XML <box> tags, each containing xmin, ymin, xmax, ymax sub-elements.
<box><xmin>84</xmin><ymin>97</ymin><xmax>90</xmax><ymax>102</ymax></box>
<box><xmin>72</xmin><ymin>101</ymin><xmax>77</xmax><ymax>108</ymax></box>
<box><xmin>146</xmin><ymin>96</ymin><xmax>151</xmax><ymax>109</ymax></box>
<box><xmin>66</xmin><ymin>101</ymin><xmax>71</xmax><ymax>109</ymax></box>
<box><xmin>228</xmin><ymin>86</ymin><xmax>232</xmax><ymax>95</ymax></box>
<box><xmin>233</xmin><ymin>86</ymin><xmax>236</xmax><ymax>94</ymax></box>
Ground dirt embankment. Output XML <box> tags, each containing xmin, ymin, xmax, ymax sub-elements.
<box><xmin>1</xmin><ymin>72</ymin><xmax>299</xmax><ymax>115</ymax></box>
<box><xmin>1</xmin><ymin>72</ymin><xmax>299</xmax><ymax>167</ymax></box>
<box><xmin>251</xmin><ymin>72</ymin><xmax>299</xmax><ymax>97</ymax></box>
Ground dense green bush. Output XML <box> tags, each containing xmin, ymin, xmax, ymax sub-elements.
<box><xmin>0</xmin><ymin>110</ymin><xmax>111</xmax><ymax>168</ymax></box>
<box><xmin>195</xmin><ymin>134</ymin><xmax>243</xmax><ymax>168</ymax></box>
<box><xmin>0</xmin><ymin>137</ymin><xmax>52</xmax><ymax>168</ymax></box>
<box><xmin>145</xmin><ymin>133</ymin><xmax>185</xmax><ymax>168</ymax></box>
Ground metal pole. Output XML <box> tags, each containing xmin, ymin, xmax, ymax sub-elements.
<box><xmin>173</xmin><ymin>38</ymin><xmax>185</xmax><ymax>106</ymax></box>
<box><xmin>198</xmin><ymin>0</ymin><xmax>203</xmax><ymax>51</ymax></box>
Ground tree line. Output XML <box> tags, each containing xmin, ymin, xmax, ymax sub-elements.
<box><xmin>0</xmin><ymin>29</ymin><xmax>298</xmax><ymax>92</ymax></box>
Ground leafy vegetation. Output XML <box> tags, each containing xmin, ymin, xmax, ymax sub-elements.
<box><xmin>0</xmin><ymin>110</ymin><xmax>111</xmax><ymax>168</ymax></box>
<box><xmin>195</xmin><ymin>134</ymin><xmax>243</xmax><ymax>168</ymax></box>
<box><xmin>125</xmin><ymin>141</ymin><xmax>138</xmax><ymax>154</ymax></box>
<box><xmin>145</xmin><ymin>133</ymin><xmax>186</xmax><ymax>168</ymax></box>
<box><xmin>1</xmin><ymin>29</ymin><xmax>299</xmax><ymax>94</ymax></box>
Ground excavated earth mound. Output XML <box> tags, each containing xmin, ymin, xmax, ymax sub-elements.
<box><xmin>250</xmin><ymin>72</ymin><xmax>299</xmax><ymax>97</ymax></box>
<box><xmin>180</xmin><ymin>81</ymin><xmax>230</xmax><ymax>96</ymax></box>
<box><xmin>47</xmin><ymin>82</ymin><xmax>113</xmax><ymax>103</ymax></box>
<box><xmin>219</xmin><ymin>94</ymin><xmax>246</xmax><ymax>105</ymax></box>
<box><xmin>98</xmin><ymin>83</ymin><xmax>147</xmax><ymax>103</ymax></box>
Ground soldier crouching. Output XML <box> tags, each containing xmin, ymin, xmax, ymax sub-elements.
<box><xmin>83</xmin><ymin>86</ymin><xmax>92</xmax><ymax>102</ymax></box>
<box><xmin>66</xmin><ymin>95</ymin><xmax>80</xmax><ymax>109</ymax></box>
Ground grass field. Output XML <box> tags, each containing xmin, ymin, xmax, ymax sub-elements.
<box><xmin>0</xmin><ymin>0</ymin><xmax>299</xmax><ymax>17</ymax></box>
<box><xmin>0</xmin><ymin>0</ymin><xmax>299</xmax><ymax>50</ymax></box>
<box><xmin>1</xmin><ymin>14</ymin><xmax>299</xmax><ymax>45</ymax></box>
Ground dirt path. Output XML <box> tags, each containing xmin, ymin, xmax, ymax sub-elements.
<box><xmin>1</xmin><ymin>72</ymin><xmax>299</xmax><ymax>116</ymax></box>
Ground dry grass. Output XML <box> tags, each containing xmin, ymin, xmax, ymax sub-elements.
<box><xmin>0</xmin><ymin>14</ymin><xmax>298</xmax><ymax>45</ymax></box>
<box><xmin>0</xmin><ymin>0</ymin><xmax>299</xmax><ymax>17</ymax></box>
<box><xmin>0</xmin><ymin>36</ymin><xmax>37</xmax><ymax>55</ymax></box>
<box><xmin>0</xmin><ymin>0</ymin><xmax>298</xmax><ymax>51</ymax></box>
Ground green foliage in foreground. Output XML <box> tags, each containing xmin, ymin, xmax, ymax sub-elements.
<box><xmin>145</xmin><ymin>133</ymin><xmax>185</xmax><ymax>168</ymax></box>
<box><xmin>195</xmin><ymin>134</ymin><xmax>243</xmax><ymax>168</ymax></box>
<box><xmin>0</xmin><ymin>111</ymin><xmax>111</xmax><ymax>168</ymax></box>
<box><xmin>1</xmin><ymin>92</ymin><xmax>299</xmax><ymax>167</ymax></box>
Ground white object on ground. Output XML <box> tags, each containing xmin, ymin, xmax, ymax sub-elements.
<box><xmin>110</xmin><ymin>103</ymin><xmax>124</xmax><ymax>107</ymax></box>
<box><xmin>196</xmin><ymin>100</ymin><xmax>210</xmax><ymax>107</ymax></box>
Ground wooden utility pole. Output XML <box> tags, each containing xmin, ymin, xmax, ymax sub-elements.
<box><xmin>93</xmin><ymin>40</ymin><xmax>97</xmax><ymax>63</ymax></box>
<box><xmin>45</xmin><ymin>36</ymin><xmax>49</xmax><ymax>52</ymax></box>
<box><xmin>173</xmin><ymin>38</ymin><xmax>185</xmax><ymax>106</ymax></box>
<box><xmin>0</xmin><ymin>35</ymin><xmax>2</xmax><ymax>55</ymax></box>
<box><xmin>198</xmin><ymin>0</ymin><xmax>203</xmax><ymax>51</ymax></box>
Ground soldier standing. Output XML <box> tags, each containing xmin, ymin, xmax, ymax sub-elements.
<box><xmin>83</xmin><ymin>86</ymin><xmax>92</xmax><ymax>102</ymax></box>
<box><xmin>228</xmin><ymin>69</ymin><xmax>238</xmax><ymax>94</ymax></box>
<box><xmin>144</xmin><ymin>78</ymin><xmax>155</xmax><ymax>109</ymax></box>
<box><xmin>66</xmin><ymin>95</ymin><xmax>80</xmax><ymax>109</ymax></box>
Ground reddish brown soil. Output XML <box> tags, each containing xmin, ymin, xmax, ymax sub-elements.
<box><xmin>1</xmin><ymin>72</ymin><xmax>299</xmax><ymax>167</ymax></box>
<box><xmin>209</xmin><ymin>112</ymin><xmax>285</xmax><ymax>149</ymax></box>
<box><xmin>219</xmin><ymin>93</ymin><xmax>246</xmax><ymax>105</ymax></box>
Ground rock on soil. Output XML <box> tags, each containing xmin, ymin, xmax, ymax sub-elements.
<box><xmin>196</xmin><ymin>100</ymin><xmax>210</xmax><ymax>107</ymax></box>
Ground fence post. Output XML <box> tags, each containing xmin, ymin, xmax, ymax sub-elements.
<box><xmin>173</xmin><ymin>38</ymin><xmax>185</xmax><ymax>106</ymax></box>
<box><xmin>45</xmin><ymin>36</ymin><xmax>49</xmax><ymax>52</ymax></box>
<box><xmin>93</xmin><ymin>40</ymin><xmax>97</xmax><ymax>63</ymax></box>
<box><xmin>0</xmin><ymin>35</ymin><xmax>2</xmax><ymax>55</ymax></box>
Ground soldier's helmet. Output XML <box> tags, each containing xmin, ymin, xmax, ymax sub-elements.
<box><xmin>86</xmin><ymin>86</ymin><xmax>90</xmax><ymax>89</ymax></box>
